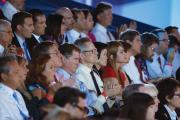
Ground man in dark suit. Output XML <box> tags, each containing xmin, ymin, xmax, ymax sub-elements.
<box><xmin>11</xmin><ymin>11</ymin><xmax>34</xmax><ymax>60</ymax></box>
<box><xmin>26</xmin><ymin>9</ymin><xmax>46</xmax><ymax>56</ymax></box>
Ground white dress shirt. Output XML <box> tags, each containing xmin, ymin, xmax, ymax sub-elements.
<box><xmin>92</xmin><ymin>23</ymin><xmax>115</xmax><ymax>43</ymax></box>
<box><xmin>0</xmin><ymin>44</ymin><xmax>5</xmax><ymax>56</ymax></box>
<box><xmin>164</xmin><ymin>105</ymin><xmax>177</xmax><ymax>120</ymax></box>
<box><xmin>122</xmin><ymin>56</ymin><xmax>142</xmax><ymax>84</ymax></box>
<box><xmin>32</xmin><ymin>33</ymin><xmax>41</xmax><ymax>43</ymax></box>
<box><xmin>66</xmin><ymin>29</ymin><xmax>86</xmax><ymax>43</ymax></box>
<box><xmin>15</xmin><ymin>33</ymin><xmax>31</xmax><ymax>60</ymax></box>
<box><xmin>75</xmin><ymin>64</ymin><xmax>106</xmax><ymax>113</ymax></box>
<box><xmin>146</xmin><ymin>52</ymin><xmax>172</xmax><ymax>79</ymax></box>
<box><xmin>0</xmin><ymin>83</ymin><xmax>29</xmax><ymax>120</ymax></box>
<box><xmin>2</xmin><ymin>1</ymin><xmax>19</xmax><ymax>21</ymax></box>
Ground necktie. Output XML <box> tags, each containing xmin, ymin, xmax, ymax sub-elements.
<box><xmin>158</xmin><ymin>57</ymin><xmax>163</xmax><ymax>72</ymax></box>
<box><xmin>23</xmin><ymin>42</ymin><xmax>31</xmax><ymax>61</ymax></box>
<box><xmin>134</xmin><ymin>59</ymin><xmax>144</xmax><ymax>83</ymax></box>
<box><xmin>13</xmin><ymin>92</ymin><xmax>29</xmax><ymax>120</ymax></box>
<box><xmin>107</xmin><ymin>32</ymin><xmax>112</xmax><ymax>41</ymax></box>
<box><xmin>90</xmin><ymin>70</ymin><xmax>109</xmax><ymax>112</ymax></box>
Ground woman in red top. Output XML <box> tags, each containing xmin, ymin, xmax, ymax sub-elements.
<box><xmin>102</xmin><ymin>41</ymin><xmax>130</xmax><ymax>98</ymax></box>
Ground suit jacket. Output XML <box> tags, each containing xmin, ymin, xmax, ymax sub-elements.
<box><xmin>26</xmin><ymin>35</ymin><xmax>42</xmax><ymax>57</ymax></box>
<box><xmin>156</xmin><ymin>104</ymin><xmax>178</xmax><ymax>120</ymax></box>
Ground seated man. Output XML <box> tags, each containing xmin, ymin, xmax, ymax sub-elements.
<box><xmin>54</xmin><ymin>87</ymin><xmax>87</xmax><ymax>119</ymax></box>
<box><xmin>0</xmin><ymin>55</ymin><xmax>30</xmax><ymax>120</ymax></box>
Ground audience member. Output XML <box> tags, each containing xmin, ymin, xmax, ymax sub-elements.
<box><xmin>156</xmin><ymin>78</ymin><xmax>180</xmax><ymax>120</ymax></box>
<box><xmin>120</xmin><ymin>93</ymin><xmax>156</xmax><ymax>120</ymax></box>
<box><xmin>138</xmin><ymin>32</ymin><xmax>159</xmax><ymax>81</ymax></box>
<box><xmin>93</xmin><ymin>42</ymin><xmax>108</xmax><ymax>76</ymax></box>
<box><xmin>54</xmin><ymin>87</ymin><xmax>87</xmax><ymax>119</ymax></box>
<box><xmin>92</xmin><ymin>2</ymin><xmax>115</xmax><ymax>43</ymax></box>
<box><xmin>11</xmin><ymin>11</ymin><xmax>34</xmax><ymax>60</ymax></box>
<box><xmin>27</xmin><ymin>9</ymin><xmax>46</xmax><ymax>56</ymax></box>
<box><xmin>2</xmin><ymin>0</ymin><xmax>25</xmax><ymax>21</ymax></box>
<box><xmin>120</xmin><ymin>29</ymin><xmax>143</xmax><ymax>83</ymax></box>
<box><xmin>66</xmin><ymin>8</ymin><xmax>86</xmax><ymax>43</ymax></box>
<box><xmin>82</xmin><ymin>9</ymin><xmax>96</xmax><ymax>42</ymax></box>
<box><xmin>146</xmin><ymin>29</ymin><xmax>174</xmax><ymax>79</ymax></box>
<box><xmin>0</xmin><ymin>19</ymin><xmax>16</xmax><ymax>55</ymax></box>
<box><xmin>0</xmin><ymin>55</ymin><xmax>30</xmax><ymax>120</ymax></box>
<box><xmin>44</xmin><ymin>14</ymin><xmax>67</xmax><ymax>45</ymax></box>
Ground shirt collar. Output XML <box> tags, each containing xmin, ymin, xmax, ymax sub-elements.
<box><xmin>164</xmin><ymin>104</ymin><xmax>177</xmax><ymax>119</ymax></box>
<box><xmin>95</xmin><ymin>23</ymin><xmax>107</xmax><ymax>33</ymax></box>
<box><xmin>78</xmin><ymin>64</ymin><xmax>92</xmax><ymax>73</ymax></box>
<box><xmin>0</xmin><ymin>83</ymin><xmax>16</xmax><ymax>97</ymax></box>
<box><xmin>32</xmin><ymin>33</ymin><xmax>41</xmax><ymax>43</ymax></box>
<box><xmin>15</xmin><ymin>32</ymin><xmax>25</xmax><ymax>48</ymax></box>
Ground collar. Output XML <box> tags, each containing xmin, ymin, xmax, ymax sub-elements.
<box><xmin>68</xmin><ymin>29</ymin><xmax>81</xmax><ymax>37</ymax></box>
<box><xmin>78</xmin><ymin>64</ymin><xmax>92</xmax><ymax>74</ymax></box>
<box><xmin>32</xmin><ymin>33</ymin><xmax>41</xmax><ymax>43</ymax></box>
<box><xmin>164</xmin><ymin>104</ymin><xmax>177</xmax><ymax>120</ymax></box>
<box><xmin>15</xmin><ymin>32</ymin><xmax>25</xmax><ymax>48</ymax></box>
<box><xmin>0</xmin><ymin>83</ymin><xmax>16</xmax><ymax>98</ymax></box>
<box><xmin>95</xmin><ymin>23</ymin><xmax>107</xmax><ymax>33</ymax></box>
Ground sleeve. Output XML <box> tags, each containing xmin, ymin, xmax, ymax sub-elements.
<box><xmin>101</xmin><ymin>66</ymin><xmax>116</xmax><ymax>79</ymax></box>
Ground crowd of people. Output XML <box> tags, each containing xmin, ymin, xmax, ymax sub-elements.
<box><xmin>0</xmin><ymin>0</ymin><xmax>180</xmax><ymax>120</ymax></box>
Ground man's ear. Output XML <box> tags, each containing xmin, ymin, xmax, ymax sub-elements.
<box><xmin>17</xmin><ymin>24</ymin><xmax>22</xmax><ymax>31</ymax></box>
<box><xmin>0</xmin><ymin>73</ymin><xmax>7</xmax><ymax>82</ymax></box>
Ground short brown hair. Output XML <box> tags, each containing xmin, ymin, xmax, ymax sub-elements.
<box><xmin>120</xmin><ymin>29</ymin><xmax>140</xmax><ymax>42</ymax></box>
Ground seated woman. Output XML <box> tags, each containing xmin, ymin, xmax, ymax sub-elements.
<box><xmin>26</xmin><ymin>42</ymin><xmax>63</xmax><ymax>104</ymax></box>
<box><xmin>101</xmin><ymin>41</ymin><xmax>129</xmax><ymax>107</ymax></box>
<box><xmin>120</xmin><ymin>93</ymin><xmax>156</xmax><ymax>120</ymax></box>
<box><xmin>156</xmin><ymin>78</ymin><xmax>180</xmax><ymax>120</ymax></box>
<box><xmin>93</xmin><ymin>42</ymin><xmax>107</xmax><ymax>76</ymax></box>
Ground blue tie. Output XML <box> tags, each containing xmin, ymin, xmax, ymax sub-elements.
<box><xmin>13</xmin><ymin>92</ymin><xmax>29</xmax><ymax>120</ymax></box>
<box><xmin>23</xmin><ymin>42</ymin><xmax>31</xmax><ymax>61</ymax></box>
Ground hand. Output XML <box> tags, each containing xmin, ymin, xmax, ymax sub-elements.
<box><xmin>167</xmin><ymin>48</ymin><xmax>175</xmax><ymax>63</ymax></box>
<box><xmin>5</xmin><ymin>45</ymin><xmax>17</xmax><ymax>55</ymax></box>
<box><xmin>128</xmin><ymin>21</ymin><xmax>137</xmax><ymax>30</ymax></box>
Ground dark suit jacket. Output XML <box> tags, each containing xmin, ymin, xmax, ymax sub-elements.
<box><xmin>26</xmin><ymin>35</ymin><xmax>41</xmax><ymax>57</ymax></box>
<box><xmin>156</xmin><ymin>104</ymin><xmax>178</xmax><ymax>120</ymax></box>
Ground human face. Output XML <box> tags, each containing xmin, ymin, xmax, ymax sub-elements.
<box><xmin>147</xmin><ymin>43</ymin><xmax>158</xmax><ymax>59</ymax></box>
<box><xmin>72</xmin><ymin>97</ymin><xmax>87</xmax><ymax>119</ymax></box>
<box><xmin>76</xmin><ymin>12</ymin><xmax>86</xmax><ymax>31</ymax></box>
<box><xmin>124</xmin><ymin>50</ymin><xmax>131</xmax><ymax>64</ymax></box>
<box><xmin>85</xmin><ymin>13</ymin><xmax>94</xmax><ymax>31</ymax></box>
<box><xmin>19</xmin><ymin>17</ymin><xmax>34</xmax><ymax>38</ymax></box>
<box><xmin>158</xmin><ymin>32</ymin><xmax>169</xmax><ymax>54</ymax></box>
<box><xmin>62</xmin><ymin>9</ymin><xmax>74</xmax><ymax>30</ymax></box>
<box><xmin>63</xmin><ymin>50</ymin><xmax>80</xmax><ymax>73</ymax></box>
<box><xmin>41</xmin><ymin>60</ymin><xmax>56</xmax><ymax>85</ymax></box>
<box><xmin>3</xmin><ymin>61</ymin><xmax>21</xmax><ymax>89</ymax></box>
<box><xmin>0</xmin><ymin>24</ymin><xmax>14</xmax><ymax>48</ymax></box>
<box><xmin>130</xmin><ymin>35</ymin><xmax>142</xmax><ymax>55</ymax></box>
<box><xmin>18</xmin><ymin>60</ymin><xmax>29</xmax><ymax>81</ymax></box>
<box><xmin>169</xmin><ymin>87</ymin><xmax>180</xmax><ymax>109</ymax></box>
<box><xmin>33</xmin><ymin>15</ymin><xmax>46</xmax><ymax>36</ymax></box>
<box><xmin>146</xmin><ymin>104</ymin><xmax>156</xmax><ymax>120</ymax></box>
<box><xmin>82</xmin><ymin>42</ymin><xmax>98</xmax><ymax>65</ymax></box>
<box><xmin>98</xmin><ymin>49</ymin><xmax>107</xmax><ymax>67</ymax></box>
<box><xmin>13</xmin><ymin>0</ymin><xmax>25</xmax><ymax>10</ymax></box>
<box><xmin>98</xmin><ymin>9</ymin><xmax>113</xmax><ymax>27</ymax></box>
<box><xmin>48</xmin><ymin>45</ymin><xmax>63</xmax><ymax>68</ymax></box>
<box><xmin>116</xmin><ymin>46</ymin><xmax>126</xmax><ymax>63</ymax></box>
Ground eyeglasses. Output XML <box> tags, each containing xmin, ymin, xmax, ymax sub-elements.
<box><xmin>174</xmin><ymin>93</ymin><xmax>180</xmax><ymax>97</ymax></box>
<box><xmin>0</xmin><ymin>30</ymin><xmax>13</xmax><ymax>34</ymax></box>
<box><xmin>82</xmin><ymin>49</ymin><xmax>97</xmax><ymax>54</ymax></box>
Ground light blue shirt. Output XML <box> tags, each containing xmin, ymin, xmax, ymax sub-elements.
<box><xmin>146</xmin><ymin>52</ymin><xmax>173</xmax><ymax>79</ymax></box>
<box><xmin>0</xmin><ymin>83</ymin><xmax>29</xmax><ymax>120</ymax></box>
<box><xmin>66</xmin><ymin>29</ymin><xmax>86</xmax><ymax>43</ymax></box>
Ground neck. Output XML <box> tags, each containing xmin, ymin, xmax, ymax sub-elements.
<box><xmin>74</xmin><ymin>26</ymin><xmax>82</xmax><ymax>33</ymax></box>
<box><xmin>62</xmin><ymin>66</ymin><xmax>73</xmax><ymax>75</ymax></box>
<box><xmin>167</xmin><ymin>104</ymin><xmax>175</xmax><ymax>111</ymax></box>
<box><xmin>98</xmin><ymin>22</ymin><xmax>107</xmax><ymax>28</ymax></box>
<box><xmin>2</xmin><ymin>81</ymin><xmax>17</xmax><ymax>90</ymax></box>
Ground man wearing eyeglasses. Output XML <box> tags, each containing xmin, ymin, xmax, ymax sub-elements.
<box><xmin>0</xmin><ymin>19</ymin><xmax>17</xmax><ymax>56</ymax></box>
<box><xmin>54</xmin><ymin>87</ymin><xmax>87</xmax><ymax>119</ymax></box>
<box><xmin>146</xmin><ymin>29</ymin><xmax>174</xmax><ymax>80</ymax></box>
